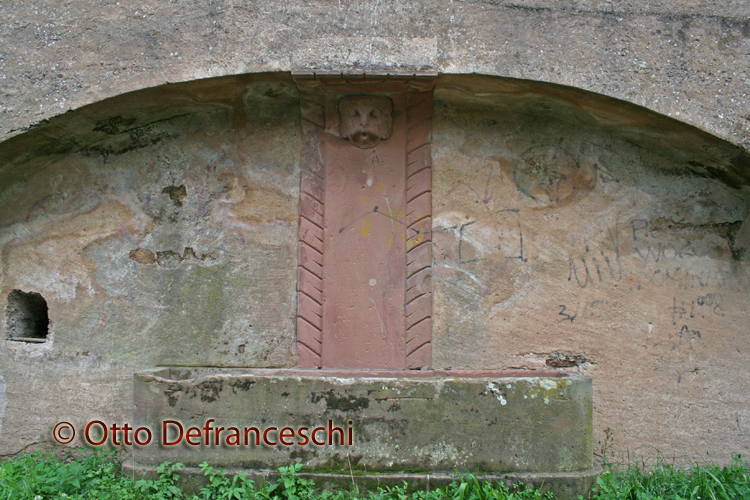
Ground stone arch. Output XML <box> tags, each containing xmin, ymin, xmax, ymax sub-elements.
<box><xmin>0</xmin><ymin>72</ymin><xmax>749</xmax><ymax>464</ymax></box>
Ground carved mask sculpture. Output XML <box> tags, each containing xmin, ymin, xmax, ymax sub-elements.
<box><xmin>338</xmin><ymin>95</ymin><xmax>393</xmax><ymax>149</ymax></box>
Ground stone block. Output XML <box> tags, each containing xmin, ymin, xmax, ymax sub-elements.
<box><xmin>133</xmin><ymin>369</ymin><xmax>593</xmax><ymax>474</ymax></box>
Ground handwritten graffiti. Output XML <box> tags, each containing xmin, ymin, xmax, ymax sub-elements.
<box><xmin>566</xmin><ymin>216</ymin><xmax>738</xmax><ymax>290</ymax></box>
<box><xmin>568</xmin><ymin>251</ymin><xmax>623</xmax><ymax>287</ymax></box>
<box><xmin>593</xmin><ymin>162</ymin><xmax>619</xmax><ymax>184</ymax></box>
<box><xmin>671</xmin><ymin>295</ymin><xmax>724</xmax><ymax>326</ymax></box>
<box><xmin>630</xmin><ymin>218</ymin><xmax>711</xmax><ymax>263</ymax></box>
<box><xmin>443</xmin><ymin>165</ymin><xmax>528</xmax><ymax>264</ymax></box>
<box><xmin>458</xmin><ymin>209</ymin><xmax>526</xmax><ymax>264</ymax></box>
<box><xmin>567</xmin><ymin>219</ymin><xmax>625</xmax><ymax>288</ymax></box>
<box><xmin>514</xmin><ymin>143</ymin><xmax>596</xmax><ymax>207</ymax></box>
<box><xmin>557</xmin><ymin>299</ymin><xmax>613</xmax><ymax>323</ymax></box>
<box><xmin>652</xmin><ymin>323</ymin><xmax>703</xmax><ymax>383</ymax></box>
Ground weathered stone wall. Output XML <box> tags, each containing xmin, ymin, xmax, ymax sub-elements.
<box><xmin>1</xmin><ymin>0</ymin><xmax>749</xmax><ymax>469</ymax></box>
<box><xmin>0</xmin><ymin>72</ymin><xmax>748</xmax><ymax>464</ymax></box>
<box><xmin>1</xmin><ymin>1</ymin><xmax>749</xmax><ymax>153</ymax></box>
<box><xmin>0</xmin><ymin>74</ymin><xmax>302</xmax><ymax>454</ymax></box>
<box><xmin>431</xmin><ymin>75</ymin><xmax>750</xmax><ymax>464</ymax></box>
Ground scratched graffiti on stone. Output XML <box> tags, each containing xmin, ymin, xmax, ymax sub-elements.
<box><xmin>514</xmin><ymin>144</ymin><xmax>596</xmax><ymax>208</ymax></box>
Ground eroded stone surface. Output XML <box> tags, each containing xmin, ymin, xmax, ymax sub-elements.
<box><xmin>431</xmin><ymin>76</ymin><xmax>750</xmax><ymax>464</ymax></box>
<box><xmin>133</xmin><ymin>369</ymin><xmax>593</xmax><ymax>473</ymax></box>
<box><xmin>1</xmin><ymin>1</ymin><xmax>749</xmax><ymax>154</ymax></box>
<box><xmin>322</xmin><ymin>94</ymin><xmax>407</xmax><ymax>368</ymax></box>
<box><xmin>0</xmin><ymin>72</ymin><xmax>748</xmax><ymax>467</ymax></box>
<box><xmin>338</xmin><ymin>95</ymin><xmax>393</xmax><ymax>149</ymax></box>
<box><xmin>0</xmin><ymin>75</ymin><xmax>301</xmax><ymax>455</ymax></box>
<box><xmin>294</xmin><ymin>75</ymin><xmax>436</xmax><ymax>369</ymax></box>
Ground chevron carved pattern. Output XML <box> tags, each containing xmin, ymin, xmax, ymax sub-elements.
<box><xmin>404</xmin><ymin>91</ymin><xmax>433</xmax><ymax>369</ymax></box>
<box><xmin>295</xmin><ymin>86</ymin><xmax>326</xmax><ymax>368</ymax></box>
<box><xmin>293</xmin><ymin>72</ymin><xmax>436</xmax><ymax>369</ymax></box>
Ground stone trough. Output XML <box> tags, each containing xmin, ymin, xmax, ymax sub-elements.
<box><xmin>124</xmin><ymin>73</ymin><xmax>601</xmax><ymax>499</ymax></box>
<box><xmin>131</xmin><ymin>368</ymin><xmax>598</xmax><ymax>498</ymax></box>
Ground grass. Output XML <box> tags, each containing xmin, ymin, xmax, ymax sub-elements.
<box><xmin>0</xmin><ymin>449</ymin><xmax>553</xmax><ymax>500</ymax></box>
<box><xmin>593</xmin><ymin>455</ymin><xmax>750</xmax><ymax>500</ymax></box>
<box><xmin>592</xmin><ymin>427</ymin><xmax>750</xmax><ymax>499</ymax></box>
<box><xmin>0</xmin><ymin>445</ymin><xmax>747</xmax><ymax>499</ymax></box>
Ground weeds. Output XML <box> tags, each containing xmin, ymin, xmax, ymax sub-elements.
<box><xmin>0</xmin><ymin>450</ymin><xmax>554</xmax><ymax>500</ymax></box>
<box><xmin>135</xmin><ymin>461</ymin><xmax>184</xmax><ymax>499</ymax></box>
<box><xmin>592</xmin><ymin>454</ymin><xmax>750</xmax><ymax>500</ymax></box>
<box><xmin>368</xmin><ymin>472</ymin><xmax>553</xmax><ymax>500</ymax></box>
<box><xmin>0</xmin><ymin>446</ymin><xmax>748</xmax><ymax>500</ymax></box>
<box><xmin>591</xmin><ymin>427</ymin><xmax>750</xmax><ymax>499</ymax></box>
<box><xmin>0</xmin><ymin>448</ymin><xmax>136</xmax><ymax>499</ymax></box>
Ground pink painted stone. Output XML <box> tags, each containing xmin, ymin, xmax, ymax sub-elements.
<box><xmin>321</xmin><ymin>94</ymin><xmax>408</xmax><ymax>369</ymax></box>
<box><xmin>294</xmin><ymin>73</ymin><xmax>436</xmax><ymax>370</ymax></box>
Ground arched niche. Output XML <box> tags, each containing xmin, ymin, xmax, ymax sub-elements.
<box><xmin>0</xmin><ymin>71</ymin><xmax>749</xmax><ymax>463</ymax></box>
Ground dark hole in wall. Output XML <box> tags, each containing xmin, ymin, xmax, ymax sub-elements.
<box><xmin>6</xmin><ymin>290</ymin><xmax>49</xmax><ymax>342</ymax></box>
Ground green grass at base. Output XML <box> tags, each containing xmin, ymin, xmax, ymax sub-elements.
<box><xmin>0</xmin><ymin>448</ymin><xmax>747</xmax><ymax>500</ymax></box>
<box><xmin>594</xmin><ymin>455</ymin><xmax>750</xmax><ymax>500</ymax></box>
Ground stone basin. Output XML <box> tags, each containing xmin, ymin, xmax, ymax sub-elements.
<box><xmin>133</xmin><ymin>368</ymin><xmax>593</xmax><ymax>475</ymax></box>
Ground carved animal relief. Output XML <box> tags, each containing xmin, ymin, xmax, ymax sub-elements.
<box><xmin>338</xmin><ymin>95</ymin><xmax>393</xmax><ymax>148</ymax></box>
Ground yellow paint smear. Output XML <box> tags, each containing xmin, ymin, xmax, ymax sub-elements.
<box><xmin>407</xmin><ymin>230</ymin><xmax>425</xmax><ymax>249</ymax></box>
<box><xmin>360</xmin><ymin>217</ymin><xmax>371</xmax><ymax>237</ymax></box>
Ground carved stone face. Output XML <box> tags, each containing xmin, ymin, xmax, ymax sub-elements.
<box><xmin>338</xmin><ymin>95</ymin><xmax>393</xmax><ymax>149</ymax></box>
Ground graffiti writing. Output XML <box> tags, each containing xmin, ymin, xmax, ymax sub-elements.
<box><xmin>568</xmin><ymin>251</ymin><xmax>623</xmax><ymax>287</ymax></box>
<box><xmin>458</xmin><ymin>209</ymin><xmax>526</xmax><ymax>264</ymax></box>
<box><xmin>671</xmin><ymin>295</ymin><xmax>724</xmax><ymax>326</ymax></box>
<box><xmin>557</xmin><ymin>299</ymin><xmax>613</xmax><ymax>323</ymax></box>
<box><xmin>593</xmin><ymin>162</ymin><xmax>619</xmax><ymax>184</ymax></box>
<box><xmin>566</xmin><ymin>216</ymin><xmax>738</xmax><ymax>290</ymax></box>
<box><xmin>652</xmin><ymin>323</ymin><xmax>703</xmax><ymax>383</ymax></box>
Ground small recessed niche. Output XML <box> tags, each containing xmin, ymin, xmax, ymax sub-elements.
<box><xmin>6</xmin><ymin>290</ymin><xmax>49</xmax><ymax>343</ymax></box>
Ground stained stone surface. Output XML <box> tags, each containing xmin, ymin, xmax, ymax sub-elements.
<box><xmin>338</xmin><ymin>95</ymin><xmax>394</xmax><ymax>149</ymax></box>
<box><xmin>133</xmin><ymin>368</ymin><xmax>593</xmax><ymax>473</ymax></box>
<box><xmin>0</xmin><ymin>71</ymin><xmax>748</xmax><ymax>469</ymax></box>
<box><xmin>321</xmin><ymin>94</ymin><xmax>408</xmax><ymax>369</ymax></box>
<box><xmin>0</xmin><ymin>74</ymin><xmax>302</xmax><ymax>453</ymax></box>
<box><xmin>1</xmin><ymin>1</ymin><xmax>749</xmax><ymax>154</ymax></box>
<box><xmin>430</xmin><ymin>75</ymin><xmax>750</xmax><ymax>465</ymax></box>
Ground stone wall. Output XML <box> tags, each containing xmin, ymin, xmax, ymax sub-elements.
<box><xmin>1</xmin><ymin>1</ymin><xmax>749</xmax><ymax>152</ymax></box>
<box><xmin>431</xmin><ymin>75</ymin><xmax>750</xmax><ymax>463</ymax></box>
<box><xmin>0</xmin><ymin>74</ymin><xmax>302</xmax><ymax>454</ymax></box>
<box><xmin>1</xmin><ymin>0</ymin><xmax>749</xmax><ymax>468</ymax></box>
<box><xmin>1</xmin><ymin>71</ymin><xmax>748</xmax><ymax>464</ymax></box>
